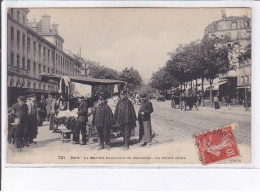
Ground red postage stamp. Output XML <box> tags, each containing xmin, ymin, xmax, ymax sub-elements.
<box><xmin>195</xmin><ymin>125</ymin><xmax>240</xmax><ymax>165</ymax></box>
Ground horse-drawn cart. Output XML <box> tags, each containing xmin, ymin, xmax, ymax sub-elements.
<box><xmin>181</xmin><ymin>96</ymin><xmax>199</xmax><ymax>111</ymax></box>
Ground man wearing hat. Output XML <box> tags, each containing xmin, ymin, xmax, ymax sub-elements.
<box><xmin>73</xmin><ymin>96</ymin><xmax>89</xmax><ymax>145</ymax></box>
<box><xmin>11</xmin><ymin>96</ymin><xmax>29</xmax><ymax>148</ymax></box>
<box><xmin>92</xmin><ymin>92</ymin><xmax>114</xmax><ymax>150</ymax></box>
<box><xmin>46</xmin><ymin>94</ymin><xmax>53</xmax><ymax>122</ymax></box>
<box><xmin>26</xmin><ymin>94</ymin><xmax>38</xmax><ymax>144</ymax></box>
<box><xmin>138</xmin><ymin>93</ymin><xmax>153</xmax><ymax>147</ymax></box>
<box><xmin>114</xmin><ymin>89</ymin><xmax>137</xmax><ymax>150</ymax></box>
<box><xmin>49</xmin><ymin>95</ymin><xmax>59</xmax><ymax>132</ymax></box>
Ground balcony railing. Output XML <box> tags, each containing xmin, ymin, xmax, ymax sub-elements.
<box><xmin>8</xmin><ymin>65</ymin><xmax>28</xmax><ymax>76</ymax></box>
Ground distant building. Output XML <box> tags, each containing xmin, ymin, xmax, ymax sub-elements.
<box><xmin>204</xmin><ymin>10</ymin><xmax>251</xmax><ymax>103</ymax></box>
<box><xmin>7</xmin><ymin>8</ymin><xmax>82</xmax><ymax>105</ymax></box>
<box><xmin>80</xmin><ymin>59</ymin><xmax>99</xmax><ymax>77</ymax></box>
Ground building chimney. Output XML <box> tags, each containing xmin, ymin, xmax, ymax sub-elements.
<box><xmin>221</xmin><ymin>9</ymin><xmax>226</xmax><ymax>20</ymax></box>
<box><xmin>31</xmin><ymin>18</ymin><xmax>38</xmax><ymax>32</ymax></box>
<box><xmin>42</xmin><ymin>14</ymin><xmax>51</xmax><ymax>32</ymax></box>
<box><xmin>52</xmin><ymin>23</ymin><xmax>59</xmax><ymax>33</ymax></box>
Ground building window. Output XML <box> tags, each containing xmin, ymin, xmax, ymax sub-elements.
<box><xmin>23</xmin><ymin>14</ymin><xmax>25</xmax><ymax>25</ymax></box>
<box><xmin>245</xmin><ymin>21</ymin><xmax>250</xmax><ymax>28</ymax></box>
<box><xmin>11</xmin><ymin>52</ymin><xmax>14</xmax><ymax>66</ymax></box>
<box><xmin>16</xmin><ymin>80</ymin><xmax>21</xmax><ymax>87</ymax></box>
<box><xmin>17</xmin><ymin>10</ymin><xmax>20</xmax><ymax>22</ymax></box>
<box><xmin>232</xmin><ymin>22</ymin><xmax>236</xmax><ymax>29</ymax></box>
<box><xmin>22</xmin><ymin>34</ymin><xmax>25</xmax><ymax>48</ymax></box>
<box><xmin>10</xmin><ymin>79</ymin><xmax>14</xmax><ymax>87</ymax></box>
<box><xmin>27</xmin><ymin>82</ymin><xmax>31</xmax><ymax>88</ymax></box>
<box><xmin>22</xmin><ymin>57</ymin><xmax>25</xmax><ymax>69</ymax></box>
<box><xmin>33</xmin><ymin>62</ymin><xmax>36</xmax><ymax>74</ymax></box>
<box><xmin>246</xmin><ymin>75</ymin><xmax>249</xmax><ymax>85</ymax></box>
<box><xmin>21</xmin><ymin>81</ymin><xmax>25</xmax><ymax>88</ymax></box>
<box><xmin>17</xmin><ymin>54</ymin><xmax>20</xmax><ymax>67</ymax></box>
<box><xmin>11</xmin><ymin>27</ymin><xmax>14</xmax><ymax>41</ymax></box>
<box><xmin>43</xmin><ymin>65</ymin><xmax>46</xmax><ymax>72</ymax></box>
<box><xmin>38</xmin><ymin>44</ymin><xmax>41</xmax><ymax>57</ymax></box>
<box><xmin>38</xmin><ymin>64</ymin><xmax>41</xmax><ymax>73</ymax></box>
<box><xmin>48</xmin><ymin>49</ymin><xmax>50</xmax><ymax>62</ymax></box>
<box><xmin>43</xmin><ymin>84</ymin><xmax>46</xmax><ymax>90</ymax></box>
<box><xmin>17</xmin><ymin>30</ymin><xmax>20</xmax><ymax>45</ymax></box>
<box><xmin>33</xmin><ymin>41</ymin><xmax>36</xmax><ymax>53</ymax></box>
<box><xmin>27</xmin><ymin>60</ymin><xmax>31</xmax><ymax>71</ymax></box>
<box><xmin>48</xmin><ymin>67</ymin><xmax>50</xmax><ymax>73</ymax></box>
<box><xmin>27</xmin><ymin>38</ymin><xmax>31</xmax><ymax>51</ymax></box>
<box><xmin>237</xmin><ymin>31</ymin><xmax>242</xmax><ymax>40</ymax></box>
<box><xmin>33</xmin><ymin>82</ymin><xmax>36</xmax><ymax>89</ymax></box>
<box><xmin>39</xmin><ymin>83</ymin><xmax>42</xmax><ymax>89</ymax></box>
<box><xmin>43</xmin><ymin>47</ymin><xmax>46</xmax><ymax>58</ymax></box>
<box><xmin>241</xmin><ymin>76</ymin><xmax>244</xmax><ymax>85</ymax></box>
<box><xmin>10</xmin><ymin>8</ymin><xmax>14</xmax><ymax>18</ymax></box>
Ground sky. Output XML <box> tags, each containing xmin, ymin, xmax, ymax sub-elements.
<box><xmin>27</xmin><ymin>8</ymin><xmax>251</xmax><ymax>82</ymax></box>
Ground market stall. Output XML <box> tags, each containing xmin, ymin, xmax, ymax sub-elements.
<box><xmin>40</xmin><ymin>73</ymin><xmax>126</xmax><ymax>142</ymax></box>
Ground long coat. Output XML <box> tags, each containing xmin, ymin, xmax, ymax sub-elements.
<box><xmin>78</xmin><ymin>101</ymin><xmax>88</xmax><ymax>122</ymax></box>
<box><xmin>114</xmin><ymin>98</ymin><xmax>137</xmax><ymax>128</ymax></box>
<box><xmin>138</xmin><ymin>100</ymin><xmax>153</xmax><ymax>122</ymax></box>
<box><xmin>46</xmin><ymin>97</ymin><xmax>53</xmax><ymax>115</ymax></box>
<box><xmin>92</xmin><ymin>102</ymin><xmax>114</xmax><ymax>127</ymax></box>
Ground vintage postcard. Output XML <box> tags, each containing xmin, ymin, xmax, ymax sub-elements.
<box><xmin>2</xmin><ymin>6</ymin><xmax>252</xmax><ymax>166</ymax></box>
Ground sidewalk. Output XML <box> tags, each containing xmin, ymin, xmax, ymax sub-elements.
<box><xmin>199</xmin><ymin>105</ymin><xmax>251</xmax><ymax>116</ymax></box>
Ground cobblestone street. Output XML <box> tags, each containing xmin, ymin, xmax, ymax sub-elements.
<box><xmin>7</xmin><ymin>100</ymin><xmax>251</xmax><ymax>165</ymax></box>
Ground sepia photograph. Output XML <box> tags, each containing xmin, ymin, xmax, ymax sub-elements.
<box><xmin>4</xmin><ymin>7</ymin><xmax>252</xmax><ymax>165</ymax></box>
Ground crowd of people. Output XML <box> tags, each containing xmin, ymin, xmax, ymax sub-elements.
<box><xmin>76</xmin><ymin>90</ymin><xmax>154</xmax><ymax>150</ymax></box>
<box><xmin>8</xmin><ymin>94</ymin><xmax>40</xmax><ymax>148</ymax></box>
<box><xmin>8</xmin><ymin>89</ymin><xmax>154</xmax><ymax>151</ymax></box>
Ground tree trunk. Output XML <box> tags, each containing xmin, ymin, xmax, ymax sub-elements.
<box><xmin>209</xmin><ymin>79</ymin><xmax>213</xmax><ymax>108</ymax></box>
<box><xmin>190</xmin><ymin>80</ymin><xmax>193</xmax><ymax>91</ymax></box>
<box><xmin>201</xmin><ymin>78</ymin><xmax>205</xmax><ymax>106</ymax></box>
<box><xmin>201</xmin><ymin>78</ymin><xmax>204</xmax><ymax>95</ymax></box>
<box><xmin>195</xmin><ymin>79</ymin><xmax>198</xmax><ymax>93</ymax></box>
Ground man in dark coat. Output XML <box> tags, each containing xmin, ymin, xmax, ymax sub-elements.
<box><xmin>11</xmin><ymin>96</ymin><xmax>29</xmax><ymax>148</ymax></box>
<box><xmin>46</xmin><ymin>94</ymin><xmax>53</xmax><ymax>121</ymax></box>
<box><xmin>26</xmin><ymin>94</ymin><xmax>38</xmax><ymax>144</ymax></box>
<box><xmin>114</xmin><ymin>90</ymin><xmax>137</xmax><ymax>150</ymax></box>
<box><xmin>138</xmin><ymin>93</ymin><xmax>153</xmax><ymax>147</ymax></box>
<box><xmin>37</xmin><ymin>95</ymin><xmax>47</xmax><ymax>125</ymax></box>
<box><xmin>92</xmin><ymin>93</ymin><xmax>114</xmax><ymax>150</ymax></box>
<box><xmin>73</xmin><ymin>96</ymin><xmax>89</xmax><ymax>145</ymax></box>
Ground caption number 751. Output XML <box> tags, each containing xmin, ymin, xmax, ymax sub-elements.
<box><xmin>58</xmin><ymin>156</ymin><xmax>65</xmax><ymax>159</ymax></box>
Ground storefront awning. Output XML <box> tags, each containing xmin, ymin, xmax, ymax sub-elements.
<box><xmin>40</xmin><ymin>73</ymin><xmax>125</xmax><ymax>86</ymax></box>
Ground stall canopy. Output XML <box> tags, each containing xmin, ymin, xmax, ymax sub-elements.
<box><xmin>40</xmin><ymin>73</ymin><xmax>125</xmax><ymax>85</ymax></box>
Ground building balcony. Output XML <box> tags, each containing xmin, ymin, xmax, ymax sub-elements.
<box><xmin>8</xmin><ymin>65</ymin><xmax>28</xmax><ymax>76</ymax></box>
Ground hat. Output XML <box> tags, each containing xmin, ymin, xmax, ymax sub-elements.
<box><xmin>140</xmin><ymin>93</ymin><xmax>147</xmax><ymax>98</ymax></box>
<box><xmin>18</xmin><ymin>96</ymin><xmax>26</xmax><ymax>102</ymax></box>
<box><xmin>78</xmin><ymin>96</ymin><xmax>84</xmax><ymax>99</ymax></box>
<box><xmin>98</xmin><ymin>92</ymin><xmax>106</xmax><ymax>100</ymax></box>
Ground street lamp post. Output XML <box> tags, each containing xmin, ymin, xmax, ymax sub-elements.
<box><xmin>123</xmin><ymin>68</ymin><xmax>129</xmax><ymax>90</ymax></box>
